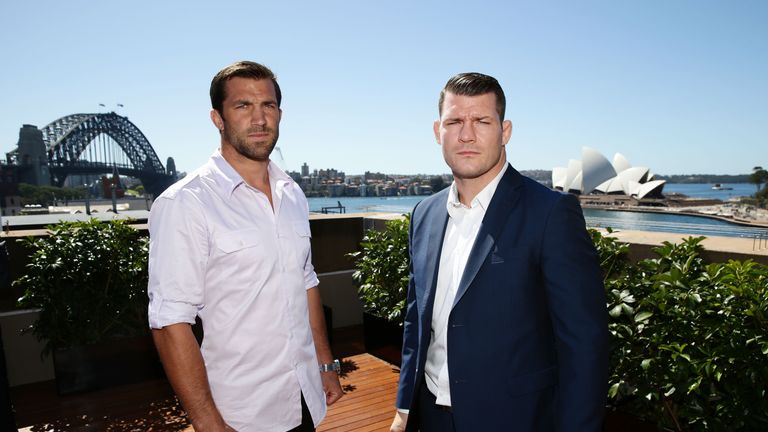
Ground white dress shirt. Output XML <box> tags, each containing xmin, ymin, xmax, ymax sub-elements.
<box><xmin>147</xmin><ymin>151</ymin><xmax>325</xmax><ymax>431</ymax></box>
<box><xmin>424</xmin><ymin>163</ymin><xmax>508</xmax><ymax>406</ymax></box>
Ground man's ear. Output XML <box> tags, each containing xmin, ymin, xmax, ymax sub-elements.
<box><xmin>210</xmin><ymin>109</ymin><xmax>224</xmax><ymax>131</ymax></box>
<box><xmin>433</xmin><ymin>120</ymin><xmax>441</xmax><ymax>145</ymax></box>
<box><xmin>502</xmin><ymin>119</ymin><xmax>512</xmax><ymax>145</ymax></box>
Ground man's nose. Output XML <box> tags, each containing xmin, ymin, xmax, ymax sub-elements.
<box><xmin>251</xmin><ymin>108</ymin><xmax>267</xmax><ymax>125</ymax></box>
<box><xmin>459</xmin><ymin>123</ymin><xmax>476</xmax><ymax>143</ymax></box>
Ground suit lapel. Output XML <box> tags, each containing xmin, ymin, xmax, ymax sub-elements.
<box><xmin>452</xmin><ymin>165</ymin><xmax>523</xmax><ymax>308</ymax></box>
<box><xmin>419</xmin><ymin>205</ymin><xmax>449</xmax><ymax>318</ymax></box>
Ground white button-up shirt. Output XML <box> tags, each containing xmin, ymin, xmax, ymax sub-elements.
<box><xmin>425</xmin><ymin>163</ymin><xmax>508</xmax><ymax>406</ymax></box>
<box><xmin>147</xmin><ymin>151</ymin><xmax>324</xmax><ymax>431</ymax></box>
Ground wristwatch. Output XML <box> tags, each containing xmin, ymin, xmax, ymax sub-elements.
<box><xmin>319</xmin><ymin>359</ymin><xmax>341</xmax><ymax>373</ymax></box>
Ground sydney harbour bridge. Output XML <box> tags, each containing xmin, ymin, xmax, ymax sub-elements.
<box><xmin>7</xmin><ymin>112</ymin><xmax>176</xmax><ymax>197</ymax></box>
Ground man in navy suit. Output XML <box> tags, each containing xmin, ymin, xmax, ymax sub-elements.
<box><xmin>390</xmin><ymin>73</ymin><xmax>608</xmax><ymax>431</ymax></box>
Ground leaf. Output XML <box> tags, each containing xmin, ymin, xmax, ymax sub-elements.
<box><xmin>621</xmin><ymin>303</ymin><xmax>635</xmax><ymax>316</ymax></box>
<box><xmin>609</xmin><ymin>304</ymin><xmax>623</xmax><ymax>318</ymax></box>
<box><xmin>688</xmin><ymin>377</ymin><xmax>702</xmax><ymax>394</ymax></box>
<box><xmin>641</xmin><ymin>359</ymin><xmax>652</xmax><ymax>370</ymax></box>
<box><xmin>608</xmin><ymin>382</ymin><xmax>620</xmax><ymax>398</ymax></box>
<box><xmin>634</xmin><ymin>311</ymin><xmax>653</xmax><ymax>322</ymax></box>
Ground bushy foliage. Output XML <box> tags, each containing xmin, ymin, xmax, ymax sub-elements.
<box><xmin>18</xmin><ymin>183</ymin><xmax>85</xmax><ymax>206</ymax></box>
<box><xmin>15</xmin><ymin>219</ymin><xmax>149</xmax><ymax>354</ymax></box>
<box><xmin>348</xmin><ymin>216</ymin><xmax>410</xmax><ymax>324</ymax></box>
<box><xmin>597</xmin><ymin>233</ymin><xmax>768</xmax><ymax>431</ymax></box>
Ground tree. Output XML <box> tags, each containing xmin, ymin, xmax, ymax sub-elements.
<box><xmin>751</xmin><ymin>167</ymin><xmax>768</xmax><ymax>208</ymax></box>
<box><xmin>430</xmin><ymin>175</ymin><xmax>447</xmax><ymax>192</ymax></box>
<box><xmin>750</xmin><ymin>166</ymin><xmax>768</xmax><ymax>193</ymax></box>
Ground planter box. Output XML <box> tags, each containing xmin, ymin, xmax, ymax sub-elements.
<box><xmin>53</xmin><ymin>334</ymin><xmax>164</xmax><ymax>395</ymax></box>
<box><xmin>362</xmin><ymin>312</ymin><xmax>403</xmax><ymax>366</ymax></box>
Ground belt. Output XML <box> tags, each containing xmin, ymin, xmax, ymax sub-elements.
<box><xmin>436</xmin><ymin>404</ymin><xmax>453</xmax><ymax>413</ymax></box>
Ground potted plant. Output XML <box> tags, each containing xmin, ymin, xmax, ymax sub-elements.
<box><xmin>348</xmin><ymin>215</ymin><xmax>410</xmax><ymax>365</ymax></box>
<box><xmin>15</xmin><ymin>219</ymin><xmax>162</xmax><ymax>394</ymax></box>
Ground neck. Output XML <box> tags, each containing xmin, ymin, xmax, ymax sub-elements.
<box><xmin>220</xmin><ymin>144</ymin><xmax>271</xmax><ymax>196</ymax></box>
<box><xmin>454</xmin><ymin>159</ymin><xmax>506</xmax><ymax>206</ymax></box>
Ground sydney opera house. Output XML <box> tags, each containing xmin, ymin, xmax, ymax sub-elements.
<box><xmin>551</xmin><ymin>147</ymin><xmax>666</xmax><ymax>199</ymax></box>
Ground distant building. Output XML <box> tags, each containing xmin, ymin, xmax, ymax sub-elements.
<box><xmin>0</xmin><ymin>164</ymin><xmax>21</xmax><ymax>216</ymax></box>
<box><xmin>552</xmin><ymin>146</ymin><xmax>665</xmax><ymax>199</ymax></box>
<box><xmin>301</xmin><ymin>162</ymin><xmax>309</xmax><ymax>177</ymax></box>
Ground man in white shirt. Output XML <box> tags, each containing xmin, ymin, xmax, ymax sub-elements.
<box><xmin>390</xmin><ymin>73</ymin><xmax>608</xmax><ymax>431</ymax></box>
<box><xmin>148</xmin><ymin>61</ymin><xmax>343</xmax><ymax>432</ymax></box>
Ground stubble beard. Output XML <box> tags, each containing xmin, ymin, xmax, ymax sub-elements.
<box><xmin>446</xmin><ymin>150</ymin><xmax>506</xmax><ymax>182</ymax></box>
<box><xmin>224</xmin><ymin>124</ymin><xmax>279</xmax><ymax>162</ymax></box>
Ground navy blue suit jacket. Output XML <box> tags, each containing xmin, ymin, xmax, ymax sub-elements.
<box><xmin>396</xmin><ymin>165</ymin><xmax>609</xmax><ymax>431</ymax></box>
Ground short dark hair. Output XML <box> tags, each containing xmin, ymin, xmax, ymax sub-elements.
<box><xmin>210</xmin><ymin>61</ymin><xmax>282</xmax><ymax>114</ymax></box>
<box><xmin>438</xmin><ymin>72</ymin><xmax>506</xmax><ymax>120</ymax></box>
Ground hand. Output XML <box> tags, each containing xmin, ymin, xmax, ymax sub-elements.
<box><xmin>321</xmin><ymin>370</ymin><xmax>344</xmax><ymax>405</ymax></box>
<box><xmin>189</xmin><ymin>420</ymin><xmax>237</xmax><ymax>432</ymax></box>
<box><xmin>390</xmin><ymin>411</ymin><xmax>408</xmax><ymax>432</ymax></box>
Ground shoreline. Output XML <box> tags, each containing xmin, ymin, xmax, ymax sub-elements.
<box><xmin>582</xmin><ymin>203</ymin><xmax>768</xmax><ymax>228</ymax></box>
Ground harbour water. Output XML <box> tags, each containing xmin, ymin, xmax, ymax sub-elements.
<box><xmin>308</xmin><ymin>183</ymin><xmax>768</xmax><ymax>238</ymax></box>
<box><xmin>663</xmin><ymin>183</ymin><xmax>756</xmax><ymax>200</ymax></box>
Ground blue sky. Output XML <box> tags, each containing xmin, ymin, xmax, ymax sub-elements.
<box><xmin>1</xmin><ymin>1</ymin><xmax>766</xmax><ymax>176</ymax></box>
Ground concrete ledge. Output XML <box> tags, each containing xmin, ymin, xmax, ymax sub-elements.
<box><xmin>602</xmin><ymin>229</ymin><xmax>768</xmax><ymax>264</ymax></box>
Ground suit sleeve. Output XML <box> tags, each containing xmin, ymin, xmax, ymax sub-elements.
<box><xmin>395</xmin><ymin>204</ymin><xmax>422</xmax><ymax>410</ymax></box>
<box><xmin>540</xmin><ymin>193</ymin><xmax>609</xmax><ymax>431</ymax></box>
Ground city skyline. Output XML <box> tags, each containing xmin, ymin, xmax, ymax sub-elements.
<box><xmin>1</xmin><ymin>1</ymin><xmax>766</xmax><ymax>177</ymax></box>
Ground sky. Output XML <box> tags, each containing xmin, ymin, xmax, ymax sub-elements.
<box><xmin>1</xmin><ymin>1</ymin><xmax>766</xmax><ymax>177</ymax></box>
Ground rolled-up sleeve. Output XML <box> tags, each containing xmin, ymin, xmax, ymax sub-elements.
<box><xmin>303</xmin><ymin>247</ymin><xmax>320</xmax><ymax>290</ymax></box>
<box><xmin>298</xmin><ymin>192</ymin><xmax>319</xmax><ymax>290</ymax></box>
<box><xmin>147</xmin><ymin>190</ymin><xmax>209</xmax><ymax>329</ymax></box>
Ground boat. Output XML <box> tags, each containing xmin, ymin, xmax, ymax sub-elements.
<box><xmin>711</xmin><ymin>183</ymin><xmax>734</xmax><ymax>191</ymax></box>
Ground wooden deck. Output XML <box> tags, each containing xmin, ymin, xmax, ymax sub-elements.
<box><xmin>11</xmin><ymin>353</ymin><xmax>399</xmax><ymax>432</ymax></box>
<box><xmin>318</xmin><ymin>354</ymin><xmax>399</xmax><ymax>432</ymax></box>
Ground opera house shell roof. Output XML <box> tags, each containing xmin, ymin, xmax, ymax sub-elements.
<box><xmin>552</xmin><ymin>147</ymin><xmax>665</xmax><ymax>199</ymax></box>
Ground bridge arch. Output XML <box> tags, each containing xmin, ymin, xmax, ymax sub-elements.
<box><xmin>34</xmin><ymin>112</ymin><xmax>173</xmax><ymax>195</ymax></box>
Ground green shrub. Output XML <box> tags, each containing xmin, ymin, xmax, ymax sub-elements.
<box><xmin>600</xmin><ymin>234</ymin><xmax>768</xmax><ymax>431</ymax></box>
<box><xmin>15</xmin><ymin>219</ymin><xmax>149</xmax><ymax>355</ymax></box>
<box><xmin>348</xmin><ymin>216</ymin><xmax>410</xmax><ymax>324</ymax></box>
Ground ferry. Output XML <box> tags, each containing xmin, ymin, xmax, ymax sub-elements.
<box><xmin>711</xmin><ymin>183</ymin><xmax>734</xmax><ymax>191</ymax></box>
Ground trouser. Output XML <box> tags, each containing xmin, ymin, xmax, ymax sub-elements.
<box><xmin>417</xmin><ymin>384</ymin><xmax>456</xmax><ymax>432</ymax></box>
<box><xmin>287</xmin><ymin>393</ymin><xmax>314</xmax><ymax>432</ymax></box>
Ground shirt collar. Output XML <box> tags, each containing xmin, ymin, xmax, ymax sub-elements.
<box><xmin>208</xmin><ymin>150</ymin><xmax>294</xmax><ymax>199</ymax></box>
<box><xmin>446</xmin><ymin>163</ymin><xmax>509</xmax><ymax>215</ymax></box>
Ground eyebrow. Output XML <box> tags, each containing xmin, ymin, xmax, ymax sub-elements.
<box><xmin>444</xmin><ymin>115</ymin><xmax>492</xmax><ymax>122</ymax></box>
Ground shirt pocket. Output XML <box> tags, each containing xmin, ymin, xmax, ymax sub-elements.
<box><xmin>212</xmin><ymin>227</ymin><xmax>273</xmax><ymax>288</ymax></box>
<box><xmin>207</xmin><ymin>228</ymin><xmax>273</xmax><ymax>327</ymax></box>
<box><xmin>282</xmin><ymin>220</ymin><xmax>312</xmax><ymax>270</ymax></box>
<box><xmin>216</xmin><ymin>228</ymin><xmax>264</xmax><ymax>254</ymax></box>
